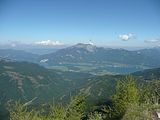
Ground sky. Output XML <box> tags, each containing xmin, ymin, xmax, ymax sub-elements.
<box><xmin>0</xmin><ymin>0</ymin><xmax>160</xmax><ymax>47</ymax></box>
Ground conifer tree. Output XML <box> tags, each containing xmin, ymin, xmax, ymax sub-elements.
<box><xmin>110</xmin><ymin>76</ymin><xmax>139</xmax><ymax>118</ymax></box>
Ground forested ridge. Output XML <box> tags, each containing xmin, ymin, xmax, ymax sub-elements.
<box><xmin>1</xmin><ymin>76</ymin><xmax>159</xmax><ymax>120</ymax></box>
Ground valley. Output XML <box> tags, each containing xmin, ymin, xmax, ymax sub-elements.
<box><xmin>1</xmin><ymin>44</ymin><xmax>160</xmax><ymax>105</ymax></box>
<box><xmin>0</xmin><ymin>43</ymin><xmax>160</xmax><ymax>120</ymax></box>
<box><xmin>1</xmin><ymin>43</ymin><xmax>160</xmax><ymax>75</ymax></box>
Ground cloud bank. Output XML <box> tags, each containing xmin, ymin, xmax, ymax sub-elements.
<box><xmin>119</xmin><ymin>33</ymin><xmax>133</xmax><ymax>41</ymax></box>
<box><xmin>34</xmin><ymin>40</ymin><xmax>64</xmax><ymax>46</ymax></box>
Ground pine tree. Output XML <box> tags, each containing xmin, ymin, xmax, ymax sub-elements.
<box><xmin>110</xmin><ymin>76</ymin><xmax>139</xmax><ymax>118</ymax></box>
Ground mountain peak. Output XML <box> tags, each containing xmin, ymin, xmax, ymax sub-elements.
<box><xmin>71</xmin><ymin>43</ymin><xmax>97</xmax><ymax>52</ymax></box>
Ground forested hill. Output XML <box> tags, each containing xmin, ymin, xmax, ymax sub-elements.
<box><xmin>0</xmin><ymin>58</ymin><xmax>92</xmax><ymax>104</ymax></box>
<box><xmin>1</xmin><ymin>58</ymin><xmax>160</xmax><ymax>120</ymax></box>
<box><xmin>1</xmin><ymin>58</ymin><xmax>160</xmax><ymax>105</ymax></box>
<box><xmin>133</xmin><ymin>67</ymin><xmax>160</xmax><ymax>80</ymax></box>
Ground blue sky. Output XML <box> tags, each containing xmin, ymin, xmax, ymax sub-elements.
<box><xmin>0</xmin><ymin>0</ymin><xmax>160</xmax><ymax>47</ymax></box>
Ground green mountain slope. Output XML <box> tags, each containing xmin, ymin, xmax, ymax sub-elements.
<box><xmin>133</xmin><ymin>67</ymin><xmax>160</xmax><ymax>80</ymax></box>
<box><xmin>68</xmin><ymin>67</ymin><xmax>160</xmax><ymax>105</ymax></box>
<box><xmin>1</xmin><ymin>57</ymin><xmax>160</xmax><ymax>106</ymax></box>
<box><xmin>0</xmin><ymin>59</ymin><xmax>92</xmax><ymax>104</ymax></box>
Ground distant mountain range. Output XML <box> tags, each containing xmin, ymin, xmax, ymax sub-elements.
<box><xmin>0</xmin><ymin>49</ymin><xmax>39</xmax><ymax>62</ymax></box>
<box><xmin>38</xmin><ymin>43</ymin><xmax>160</xmax><ymax>74</ymax></box>
<box><xmin>1</xmin><ymin>43</ymin><xmax>160</xmax><ymax>74</ymax></box>
<box><xmin>39</xmin><ymin>43</ymin><xmax>160</xmax><ymax>66</ymax></box>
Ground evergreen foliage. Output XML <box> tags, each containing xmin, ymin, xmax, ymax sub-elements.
<box><xmin>110</xmin><ymin>76</ymin><xmax>139</xmax><ymax>119</ymax></box>
<box><xmin>3</xmin><ymin>76</ymin><xmax>160</xmax><ymax>120</ymax></box>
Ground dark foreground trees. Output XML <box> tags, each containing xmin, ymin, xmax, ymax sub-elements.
<box><xmin>8</xmin><ymin>95</ymin><xmax>86</xmax><ymax>120</ymax></box>
<box><xmin>5</xmin><ymin>76</ymin><xmax>160</xmax><ymax>120</ymax></box>
<box><xmin>108</xmin><ymin>76</ymin><xmax>160</xmax><ymax>120</ymax></box>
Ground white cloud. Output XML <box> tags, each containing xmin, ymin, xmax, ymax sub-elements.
<box><xmin>40</xmin><ymin>59</ymin><xmax>48</xmax><ymax>63</ymax></box>
<box><xmin>7</xmin><ymin>40</ymin><xmax>21</xmax><ymax>47</ymax></box>
<box><xmin>35</xmin><ymin>40</ymin><xmax>64</xmax><ymax>46</ymax></box>
<box><xmin>89</xmin><ymin>41</ymin><xmax>94</xmax><ymax>45</ymax></box>
<box><xmin>119</xmin><ymin>33</ymin><xmax>133</xmax><ymax>41</ymax></box>
<box><xmin>145</xmin><ymin>38</ymin><xmax>160</xmax><ymax>43</ymax></box>
<box><xmin>88</xmin><ymin>40</ymin><xmax>95</xmax><ymax>45</ymax></box>
<box><xmin>11</xmin><ymin>43</ymin><xmax>16</xmax><ymax>47</ymax></box>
